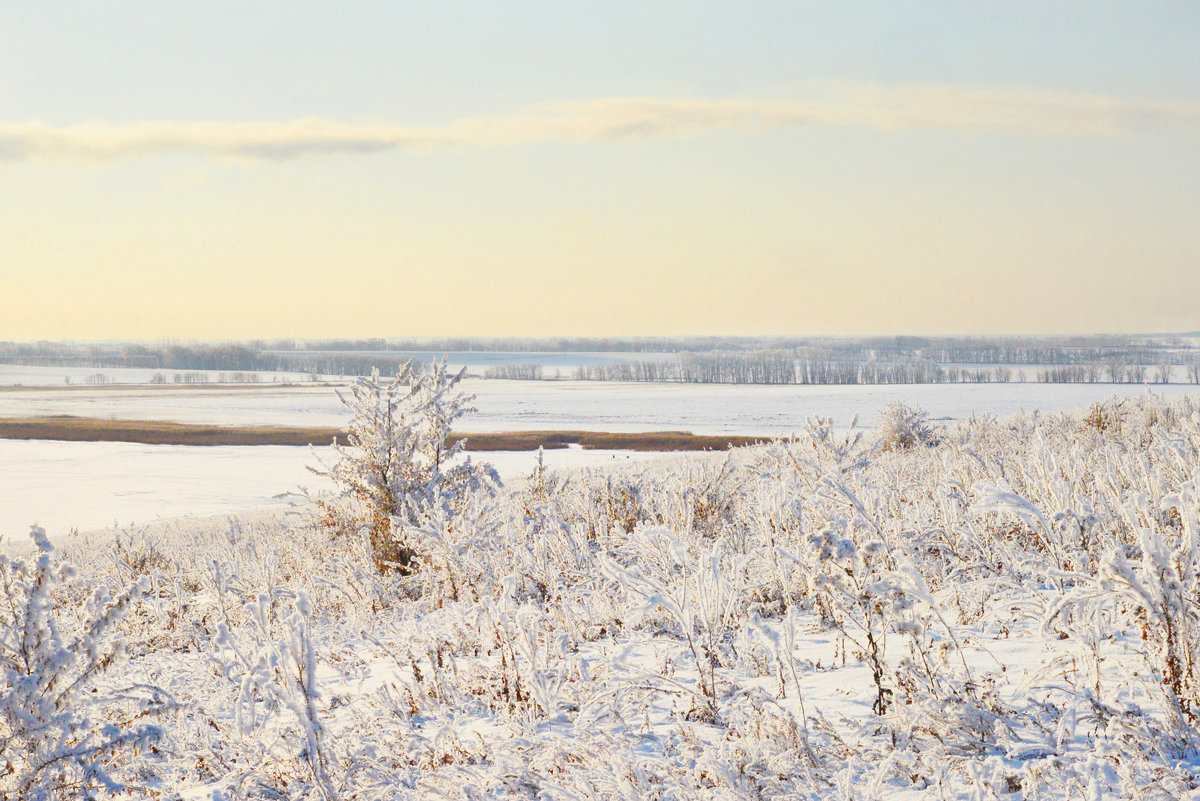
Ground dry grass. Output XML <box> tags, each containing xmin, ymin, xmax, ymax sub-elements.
<box><xmin>0</xmin><ymin>416</ymin><xmax>342</xmax><ymax>446</ymax></box>
<box><xmin>0</xmin><ymin>416</ymin><xmax>767</xmax><ymax>451</ymax></box>
<box><xmin>0</xmin><ymin>382</ymin><xmax>337</xmax><ymax>394</ymax></box>
<box><xmin>457</xmin><ymin>430</ymin><xmax>768</xmax><ymax>451</ymax></box>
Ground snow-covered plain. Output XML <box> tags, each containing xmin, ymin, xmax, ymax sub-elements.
<box><xmin>4</xmin><ymin>379</ymin><xmax>1200</xmax><ymax>537</ymax></box>
<box><xmin>3</xmin><ymin>377</ymin><xmax>1198</xmax><ymax>434</ymax></box>
<box><xmin>0</xmin><ymin>440</ymin><xmax>330</xmax><ymax>538</ymax></box>
<box><xmin>9</xmin><ymin>394</ymin><xmax>1200</xmax><ymax>799</ymax></box>
<box><xmin>0</xmin><ymin>440</ymin><xmax>664</xmax><ymax>538</ymax></box>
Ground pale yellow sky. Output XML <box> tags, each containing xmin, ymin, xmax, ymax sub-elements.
<box><xmin>2</xmin><ymin>4</ymin><xmax>1198</xmax><ymax>340</ymax></box>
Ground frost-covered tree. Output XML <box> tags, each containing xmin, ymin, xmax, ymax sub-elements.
<box><xmin>311</xmin><ymin>359</ymin><xmax>498</xmax><ymax>574</ymax></box>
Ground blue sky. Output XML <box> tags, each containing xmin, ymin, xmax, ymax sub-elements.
<box><xmin>2</xmin><ymin>2</ymin><xmax>1198</xmax><ymax>338</ymax></box>
<box><xmin>7</xmin><ymin>2</ymin><xmax>1199</xmax><ymax>120</ymax></box>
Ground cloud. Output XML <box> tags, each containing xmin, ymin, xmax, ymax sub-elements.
<box><xmin>2</xmin><ymin>84</ymin><xmax>1197</xmax><ymax>164</ymax></box>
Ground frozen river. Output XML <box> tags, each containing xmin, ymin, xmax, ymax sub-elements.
<box><xmin>0</xmin><ymin>439</ymin><xmax>664</xmax><ymax>540</ymax></box>
<box><xmin>3</xmin><ymin>378</ymin><xmax>1196</xmax><ymax>435</ymax></box>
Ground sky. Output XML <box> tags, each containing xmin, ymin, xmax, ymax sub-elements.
<box><xmin>1</xmin><ymin>1</ymin><xmax>1198</xmax><ymax>341</ymax></box>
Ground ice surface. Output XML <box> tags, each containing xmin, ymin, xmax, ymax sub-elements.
<box><xmin>3</xmin><ymin>378</ymin><xmax>1197</xmax><ymax>434</ymax></box>
<box><xmin>0</xmin><ymin>439</ymin><xmax>666</xmax><ymax>539</ymax></box>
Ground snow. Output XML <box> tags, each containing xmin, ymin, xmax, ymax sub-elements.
<box><xmin>3</xmin><ymin>377</ymin><xmax>1198</xmax><ymax>434</ymax></box>
<box><xmin>5</xmin><ymin>393</ymin><xmax>1200</xmax><ymax>798</ymax></box>
<box><xmin>6</xmin><ymin>394</ymin><xmax>1199</xmax><ymax>798</ymax></box>
<box><xmin>0</xmin><ymin>440</ymin><xmax>327</xmax><ymax>539</ymax></box>
<box><xmin>3</xmin><ymin>378</ymin><xmax>1199</xmax><ymax>538</ymax></box>
<box><xmin>0</xmin><ymin>439</ymin><xmax>667</xmax><ymax>539</ymax></box>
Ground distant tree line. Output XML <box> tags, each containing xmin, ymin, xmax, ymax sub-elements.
<box><xmin>1037</xmin><ymin>360</ymin><xmax>1200</xmax><ymax>384</ymax></box>
<box><xmin>573</xmin><ymin>352</ymin><xmax>1013</xmax><ymax>385</ymax></box>
<box><xmin>4</xmin><ymin>337</ymin><xmax>1200</xmax><ymax>386</ymax></box>
<box><xmin>222</xmin><ymin>333</ymin><xmax>1198</xmax><ymax>359</ymax></box>
<box><xmin>1036</xmin><ymin>365</ymin><xmax>1104</xmax><ymax>383</ymax></box>
<box><xmin>916</xmin><ymin>344</ymin><xmax>1158</xmax><ymax>365</ymax></box>
<box><xmin>272</xmin><ymin>336</ymin><xmax>742</xmax><ymax>354</ymax></box>
<box><xmin>0</xmin><ymin>342</ymin><xmax>415</xmax><ymax>378</ymax></box>
<box><xmin>483</xmin><ymin>363</ymin><xmax>544</xmax><ymax>380</ymax></box>
<box><xmin>572</xmin><ymin>351</ymin><xmax>1200</xmax><ymax>386</ymax></box>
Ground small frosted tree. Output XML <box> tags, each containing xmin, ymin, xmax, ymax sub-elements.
<box><xmin>311</xmin><ymin>359</ymin><xmax>498</xmax><ymax>574</ymax></box>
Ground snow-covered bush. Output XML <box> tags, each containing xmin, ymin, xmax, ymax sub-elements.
<box><xmin>1049</xmin><ymin>476</ymin><xmax>1200</xmax><ymax>734</ymax></box>
<box><xmin>805</xmin><ymin>521</ymin><xmax>901</xmax><ymax>715</ymax></box>
<box><xmin>876</xmin><ymin>400</ymin><xmax>938</xmax><ymax>451</ymax></box>
<box><xmin>310</xmin><ymin>360</ymin><xmax>498</xmax><ymax>575</ymax></box>
<box><xmin>1083</xmin><ymin>397</ymin><xmax>1126</xmax><ymax>433</ymax></box>
<box><xmin>14</xmin><ymin>391</ymin><xmax>1200</xmax><ymax>799</ymax></box>
<box><xmin>601</xmin><ymin>526</ymin><xmax>748</xmax><ymax>720</ymax></box>
<box><xmin>212</xmin><ymin>590</ymin><xmax>340</xmax><ymax>799</ymax></box>
<box><xmin>0</xmin><ymin>526</ymin><xmax>170</xmax><ymax>799</ymax></box>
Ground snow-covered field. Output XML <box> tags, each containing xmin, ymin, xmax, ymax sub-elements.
<box><xmin>4</xmin><ymin>377</ymin><xmax>1197</xmax><ymax>434</ymax></box>
<box><xmin>4</xmin><ymin>378</ymin><xmax>1200</xmax><ymax>538</ymax></box>
<box><xmin>8</xmin><ymin>394</ymin><xmax>1200</xmax><ymax>799</ymax></box>
<box><xmin>0</xmin><ymin>440</ymin><xmax>663</xmax><ymax>538</ymax></box>
<box><xmin>0</xmin><ymin>440</ymin><xmax>330</xmax><ymax>538</ymax></box>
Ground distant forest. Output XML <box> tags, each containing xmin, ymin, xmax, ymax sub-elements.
<box><xmin>570</xmin><ymin>351</ymin><xmax>1200</xmax><ymax>385</ymax></box>
<box><xmin>3</xmin><ymin>335</ymin><xmax>1200</xmax><ymax>386</ymax></box>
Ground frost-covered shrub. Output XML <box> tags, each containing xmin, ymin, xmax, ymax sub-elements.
<box><xmin>212</xmin><ymin>590</ymin><xmax>340</xmax><ymax>800</ymax></box>
<box><xmin>1049</xmin><ymin>476</ymin><xmax>1200</xmax><ymax>732</ymax></box>
<box><xmin>0</xmin><ymin>527</ymin><xmax>170</xmax><ymax>799</ymax></box>
<box><xmin>1083</xmin><ymin>398</ymin><xmax>1126</xmax><ymax>433</ymax></box>
<box><xmin>310</xmin><ymin>360</ymin><xmax>498</xmax><ymax>575</ymax></box>
<box><xmin>17</xmin><ymin>392</ymin><xmax>1200</xmax><ymax>799</ymax></box>
<box><xmin>601</xmin><ymin>526</ymin><xmax>751</xmax><ymax>720</ymax></box>
<box><xmin>876</xmin><ymin>401</ymin><xmax>938</xmax><ymax>452</ymax></box>
<box><xmin>806</xmin><ymin>523</ymin><xmax>901</xmax><ymax>715</ymax></box>
<box><xmin>679</xmin><ymin>454</ymin><xmax>746</xmax><ymax>539</ymax></box>
<box><xmin>799</xmin><ymin>414</ymin><xmax>869</xmax><ymax>472</ymax></box>
<box><xmin>580</xmin><ymin>473</ymin><xmax>647</xmax><ymax>539</ymax></box>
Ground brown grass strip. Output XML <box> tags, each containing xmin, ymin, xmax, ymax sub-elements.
<box><xmin>0</xmin><ymin>416</ymin><xmax>341</xmax><ymax>446</ymax></box>
<box><xmin>450</xmin><ymin>431</ymin><xmax>769</xmax><ymax>452</ymax></box>
<box><xmin>0</xmin><ymin>382</ymin><xmax>342</xmax><ymax>394</ymax></box>
<box><xmin>0</xmin><ymin>416</ymin><xmax>769</xmax><ymax>451</ymax></box>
